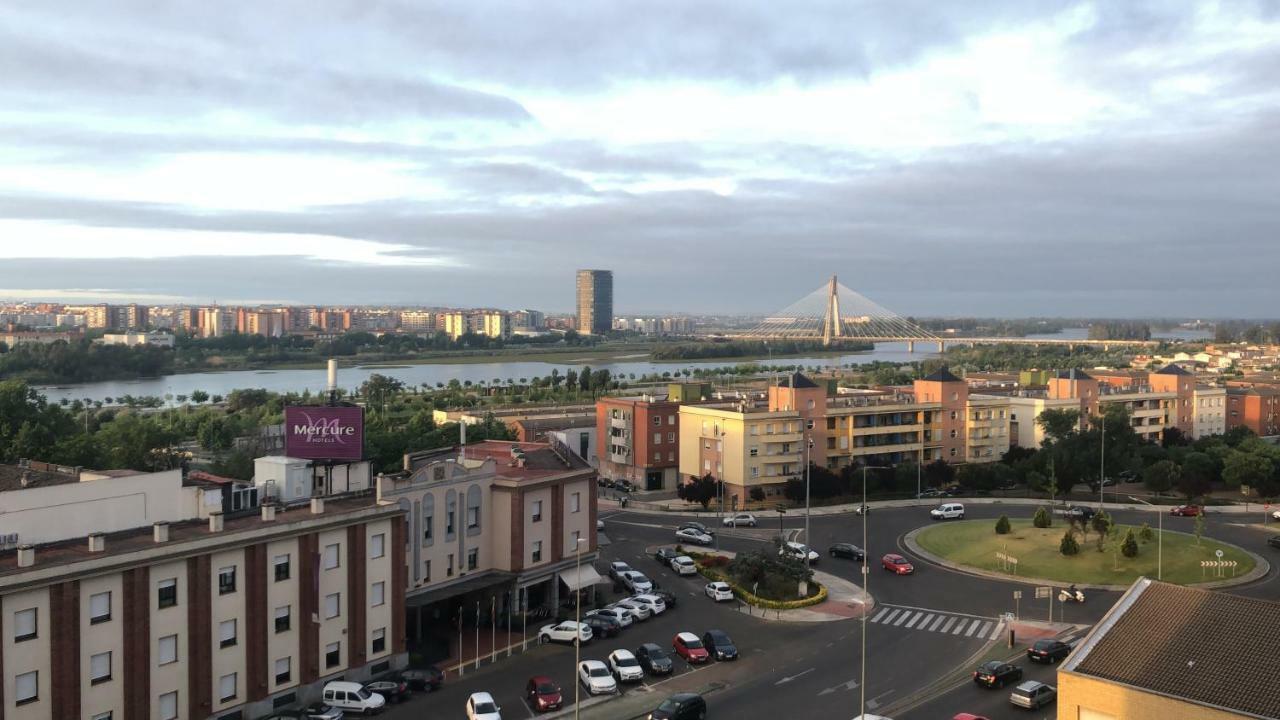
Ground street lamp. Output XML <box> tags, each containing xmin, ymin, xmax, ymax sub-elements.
<box><xmin>573</xmin><ymin>536</ymin><xmax>587</xmax><ymax>719</ymax></box>
<box><xmin>1129</xmin><ymin>496</ymin><xmax>1162</xmax><ymax>580</ymax></box>
<box><xmin>804</xmin><ymin>433</ymin><xmax>814</xmax><ymax>545</ymax></box>
<box><xmin>859</xmin><ymin>465</ymin><xmax>891</xmax><ymax>720</ymax></box>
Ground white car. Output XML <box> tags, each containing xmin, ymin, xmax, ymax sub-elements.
<box><xmin>607</xmin><ymin>649</ymin><xmax>645</xmax><ymax>682</ymax></box>
<box><xmin>675</xmin><ymin>527</ymin><xmax>714</xmax><ymax>545</ymax></box>
<box><xmin>705</xmin><ymin>581</ymin><xmax>734</xmax><ymax>602</ymax></box>
<box><xmin>608</xmin><ymin>561</ymin><xmax>633</xmax><ymax>582</ymax></box>
<box><xmin>578</xmin><ymin>660</ymin><xmax>618</xmax><ymax>695</ymax></box>
<box><xmin>630</xmin><ymin>593</ymin><xmax>667</xmax><ymax>615</ymax></box>
<box><xmin>539</xmin><ymin>621</ymin><xmax>592</xmax><ymax>645</ymax></box>
<box><xmin>671</xmin><ymin>556</ymin><xmax>698</xmax><ymax>576</ymax></box>
<box><xmin>597</xmin><ymin>519</ymin><xmax>605</xmax><ymax>531</ymax></box>
<box><xmin>323</xmin><ymin>681</ymin><xmax>386</xmax><ymax>714</ymax></box>
<box><xmin>722</xmin><ymin>513</ymin><xmax>757</xmax><ymax>527</ymax></box>
<box><xmin>781</xmin><ymin>541</ymin><xmax>820</xmax><ymax>564</ymax></box>
<box><xmin>1273</xmin><ymin>509</ymin><xmax>1280</xmax><ymax>521</ymax></box>
<box><xmin>466</xmin><ymin>691</ymin><xmax>503</xmax><ymax>720</ymax></box>
<box><xmin>611</xmin><ymin>598</ymin><xmax>652</xmax><ymax>621</ymax></box>
<box><xmin>620</xmin><ymin>571</ymin><xmax>654</xmax><ymax>593</ymax></box>
<box><xmin>930</xmin><ymin>503</ymin><xmax>965</xmax><ymax>520</ymax></box>
<box><xmin>586</xmin><ymin>607</ymin><xmax>634</xmax><ymax>628</ymax></box>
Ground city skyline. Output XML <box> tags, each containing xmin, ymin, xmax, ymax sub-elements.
<box><xmin>3</xmin><ymin>2</ymin><xmax>1280</xmax><ymax>315</ymax></box>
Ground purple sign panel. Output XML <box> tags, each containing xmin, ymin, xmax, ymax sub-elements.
<box><xmin>284</xmin><ymin>406</ymin><xmax>364</xmax><ymax>461</ymax></box>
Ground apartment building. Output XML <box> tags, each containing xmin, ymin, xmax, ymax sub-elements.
<box><xmin>440</xmin><ymin>311</ymin><xmax>510</xmax><ymax>340</ymax></box>
<box><xmin>376</xmin><ymin>440</ymin><xmax>597</xmax><ymax>665</ymax></box>
<box><xmin>101</xmin><ymin>331</ymin><xmax>176</xmax><ymax>348</ymax></box>
<box><xmin>398</xmin><ymin>311</ymin><xmax>435</xmax><ymax>333</ymax></box>
<box><xmin>1193</xmin><ymin>385</ymin><xmax>1227</xmax><ymax>438</ymax></box>
<box><xmin>1225</xmin><ymin>385</ymin><xmax>1280</xmax><ymax>437</ymax></box>
<box><xmin>0</xmin><ymin>465</ymin><xmax>405</xmax><ymax>720</ymax></box>
<box><xmin>84</xmin><ymin>304</ymin><xmax>149</xmax><ymax>331</ymax></box>
<box><xmin>597</xmin><ymin>393</ymin><xmax>684</xmax><ymax>491</ymax></box>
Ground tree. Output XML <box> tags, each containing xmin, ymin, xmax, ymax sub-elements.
<box><xmin>1121</xmin><ymin>529</ymin><xmax>1139</xmax><ymax>558</ymax></box>
<box><xmin>1143</xmin><ymin>460</ymin><xmax>1181</xmax><ymax>496</ymax></box>
<box><xmin>1223</xmin><ymin>449</ymin><xmax>1272</xmax><ymax>489</ymax></box>
<box><xmin>1178</xmin><ymin>451</ymin><xmax>1216</xmax><ymax>500</ymax></box>
<box><xmin>677</xmin><ymin>473</ymin><xmax>720</xmax><ymax>510</ymax></box>
<box><xmin>579</xmin><ymin>365</ymin><xmax>592</xmax><ymax>392</ymax></box>
<box><xmin>1139</xmin><ymin>522</ymin><xmax>1154</xmax><ymax>544</ymax></box>
<box><xmin>196</xmin><ymin>417</ymin><xmax>235</xmax><ymax>451</ymax></box>
<box><xmin>1060</xmin><ymin>529</ymin><xmax>1080</xmax><ymax>556</ymax></box>
<box><xmin>1161</xmin><ymin>426</ymin><xmax>1189</xmax><ymax>448</ymax></box>
<box><xmin>749</xmin><ymin>487</ymin><xmax>765</xmax><ymax>503</ymax></box>
<box><xmin>1037</xmin><ymin>408</ymin><xmax>1082</xmax><ymax>444</ymax></box>
<box><xmin>995</xmin><ymin>515</ymin><xmax>1011</xmax><ymax>534</ymax></box>
<box><xmin>1033</xmin><ymin>506</ymin><xmax>1052</xmax><ymax>528</ymax></box>
<box><xmin>922</xmin><ymin>459</ymin><xmax>955</xmax><ymax>489</ymax></box>
<box><xmin>1193</xmin><ymin>510</ymin><xmax>1205</xmax><ymax>547</ymax></box>
<box><xmin>565</xmin><ymin>369</ymin><xmax>578</xmax><ymax>392</ymax></box>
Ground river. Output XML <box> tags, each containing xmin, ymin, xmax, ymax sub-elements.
<box><xmin>32</xmin><ymin>328</ymin><xmax>1211</xmax><ymax>405</ymax></box>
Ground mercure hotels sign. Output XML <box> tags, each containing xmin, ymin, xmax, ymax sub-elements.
<box><xmin>284</xmin><ymin>406</ymin><xmax>365</xmax><ymax>461</ymax></box>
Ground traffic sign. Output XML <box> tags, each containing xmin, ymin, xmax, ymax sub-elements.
<box><xmin>1013</xmin><ymin>590</ymin><xmax>1023</xmax><ymax>600</ymax></box>
<box><xmin>1034</xmin><ymin>586</ymin><xmax>1051</xmax><ymax>599</ymax></box>
<box><xmin>1215</xmin><ymin>549</ymin><xmax>1224</xmax><ymax>559</ymax></box>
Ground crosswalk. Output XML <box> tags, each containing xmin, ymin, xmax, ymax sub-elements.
<box><xmin>867</xmin><ymin>604</ymin><xmax>1005</xmax><ymax>641</ymax></box>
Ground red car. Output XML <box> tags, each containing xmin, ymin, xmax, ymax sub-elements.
<box><xmin>525</xmin><ymin>675</ymin><xmax>562</xmax><ymax>712</ymax></box>
<box><xmin>672</xmin><ymin>632</ymin><xmax>710</xmax><ymax>663</ymax></box>
<box><xmin>952</xmin><ymin>714</ymin><xmax>992</xmax><ymax>720</ymax></box>
<box><xmin>881</xmin><ymin>553</ymin><xmax>914</xmax><ymax>575</ymax></box>
<box><xmin>1170</xmin><ymin>505</ymin><xmax>1203</xmax><ymax>517</ymax></box>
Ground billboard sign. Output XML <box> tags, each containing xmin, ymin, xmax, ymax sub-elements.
<box><xmin>284</xmin><ymin>406</ymin><xmax>364</xmax><ymax>461</ymax></box>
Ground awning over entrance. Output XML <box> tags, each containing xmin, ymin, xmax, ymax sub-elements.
<box><xmin>558</xmin><ymin>564</ymin><xmax>604</xmax><ymax>592</ymax></box>
<box><xmin>406</xmin><ymin>570</ymin><xmax>514</xmax><ymax>607</ymax></box>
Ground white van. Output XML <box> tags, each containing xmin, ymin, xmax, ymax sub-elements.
<box><xmin>930</xmin><ymin>503</ymin><xmax>965</xmax><ymax>520</ymax></box>
<box><xmin>323</xmin><ymin>680</ymin><xmax>386</xmax><ymax>715</ymax></box>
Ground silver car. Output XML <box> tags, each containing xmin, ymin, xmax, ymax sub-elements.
<box><xmin>1009</xmin><ymin>680</ymin><xmax>1056</xmax><ymax>709</ymax></box>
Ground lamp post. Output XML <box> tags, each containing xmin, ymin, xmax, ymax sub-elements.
<box><xmin>1099</xmin><ymin>410</ymin><xmax>1106</xmax><ymax>511</ymax></box>
<box><xmin>1129</xmin><ymin>496</ymin><xmax>1162</xmax><ymax>580</ymax></box>
<box><xmin>860</xmin><ymin>465</ymin><xmax>891</xmax><ymax>720</ymax></box>
<box><xmin>573</xmin><ymin>536</ymin><xmax>587</xmax><ymax>719</ymax></box>
<box><xmin>804</xmin><ymin>433</ymin><xmax>813</xmax><ymax>545</ymax></box>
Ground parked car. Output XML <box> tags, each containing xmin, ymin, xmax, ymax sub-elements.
<box><xmin>672</xmin><ymin>632</ymin><xmax>710</xmax><ymax>663</ymax></box>
<box><xmin>263</xmin><ymin>704</ymin><xmax>344</xmax><ymax>720</ymax></box>
<box><xmin>655</xmin><ymin>547</ymin><xmax>680</xmax><ymax>566</ymax></box>
<box><xmin>1170</xmin><ymin>504</ymin><xmax>1203</xmax><ymax>517</ymax></box>
<box><xmin>829</xmin><ymin>542</ymin><xmax>865</xmax><ymax>560</ymax></box>
<box><xmin>853</xmin><ymin>504</ymin><xmax>871</xmax><ymax>515</ymax></box>
<box><xmin>701</xmin><ymin>629</ymin><xmax>737</xmax><ymax>660</ymax></box>
<box><xmin>941</xmin><ymin>485</ymin><xmax>964</xmax><ymax>497</ymax></box>
<box><xmin>322</xmin><ymin>681</ymin><xmax>385</xmax><ymax>715</ymax></box>
<box><xmin>1009</xmin><ymin>681</ymin><xmax>1056</xmax><ymax>709</ymax></box>
<box><xmin>1027</xmin><ymin>639</ymin><xmax>1072</xmax><ymax>664</ymax></box>
<box><xmin>675</xmin><ymin>527</ymin><xmax>714</xmax><ymax>545</ymax></box>
<box><xmin>525</xmin><ymin>676</ymin><xmax>563</xmax><ymax>713</ymax></box>
<box><xmin>917</xmin><ymin>488</ymin><xmax>942</xmax><ymax>498</ymax></box>
<box><xmin>780</xmin><ymin>541</ymin><xmax>820</xmax><ymax>563</ymax></box>
<box><xmin>648</xmin><ymin>692</ymin><xmax>707</xmax><ymax>720</ymax></box>
<box><xmin>608</xmin><ymin>561</ymin><xmax>634</xmax><ymax>582</ymax></box>
<box><xmin>930</xmin><ymin>503</ymin><xmax>965</xmax><ymax>520</ymax></box>
<box><xmin>612</xmin><ymin>598</ymin><xmax>652</xmax><ymax>621</ymax></box>
<box><xmin>637</xmin><ymin>642</ymin><xmax>675</xmax><ymax>675</ymax></box>
<box><xmin>881</xmin><ymin>553</ymin><xmax>914</xmax><ymax>575</ymax></box>
<box><xmin>650</xmin><ymin>587</ymin><xmax>679</xmax><ymax>608</ymax></box>
<box><xmin>1273</xmin><ymin>508</ymin><xmax>1280</xmax><ymax>521</ymax></box>
<box><xmin>466</xmin><ymin>692</ymin><xmax>503</xmax><ymax>720</ymax></box>
<box><xmin>704</xmin><ymin>581</ymin><xmax>734</xmax><ymax>602</ymax></box>
<box><xmin>1118</xmin><ymin>469</ymin><xmax>1139</xmax><ymax>482</ymax></box>
<box><xmin>615</xmin><ymin>479</ymin><xmax>637</xmax><ymax>493</ymax></box>
<box><xmin>1060</xmin><ymin>505</ymin><xmax>1096</xmax><ymax>521</ymax></box>
<box><xmin>583</xmin><ymin>614</ymin><xmax>623</xmax><ymax>638</ymax></box>
<box><xmin>678</xmin><ymin>521</ymin><xmax>715</xmax><ymax>536</ymax></box>
<box><xmin>597</xmin><ymin>519</ymin><xmax>605</xmax><ymax>531</ymax></box>
<box><xmin>586</xmin><ymin>607</ymin><xmax>635</xmax><ymax>628</ymax></box>
<box><xmin>631</xmin><ymin>593</ymin><xmax>668</xmax><ymax>615</ymax></box>
<box><xmin>608</xmin><ymin>649</ymin><xmax>646</xmax><ymax>682</ymax></box>
<box><xmin>364</xmin><ymin>676</ymin><xmax>409</xmax><ymax>704</ymax></box>
<box><xmin>400</xmin><ymin>666</ymin><xmax>443</xmax><ymax>692</ymax></box>
<box><xmin>722</xmin><ymin>513</ymin><xmax>757</xmax><ymax>527</ymax></box>
<box><xmin>672</xmin><ymin>556</ymin><xmax>698</xmax><ymax>575</ymax></box>
<box><xmin>1269</xmin><ymin>534</ymin><xmax>1280</xmax><ymax>550</ymax></box>
<box><xmin>973</xmin><ymin>661</ymin><xmax>1023</xmax><ymax>689</ymax></box>
<box><xmin>621</xmin><ymin>571</ymin><xmax>655</xmax><ymax>593</ymax></box>
<box><xmin>578</xmin><ymin>660</ymin><xmax>619</xmax><ymax>695</ymax></box>
<box><xmin>539</xmin><ymin>621</ymin><xmax>592</xmax><ymax>645</ymax></box>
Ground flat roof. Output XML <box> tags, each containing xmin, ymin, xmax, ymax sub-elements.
<box><xmin>0</xmin><ymin>463</ymin><xmax>80</xmax><ymax>492</ymax></box>
<box><xmin>458</xmin><ymin>440</ymin><xmax>591</xmax><ymax>482</ymax></box>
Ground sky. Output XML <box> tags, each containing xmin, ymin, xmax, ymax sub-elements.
<box><xmin>2</xmin><ymin>1</ymin><xmax>1279</xmax><ymax>317</ymax></box>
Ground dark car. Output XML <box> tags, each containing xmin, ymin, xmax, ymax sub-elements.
<box><xmin>1063</xmin><ymin>505</ymin><xmax>1096</xmax><ymax>521</ymax></box>
<box><xmin>365</xmin><ymin>676</ymin><xmax>410</xmax><ymax>704</ymax></box>
<box><xmin>584</xmin><ymin>614</ymin><xmax>622</xmax><ymax>638</ymax></box>
<box><xmin>701</xmin><ymin>629</ymin><xmax>737</xmax><ymax>661</ymax></box>
<box><xmin>649</xmin><ymin>587</ymin><xmax>679</xmax><ymax>608</ymax></box>
<box><xmin>636</xmin><ymin>642</ymin><xmax>675</xmax><ymax>675</ymax></box>
<box><xmin>648</xmin><ymin>692</ymin><xmax>707</xmax><ymax>720</ymax></box>
<box><xmin>942</xmin><ymin>485</ymin><xmax>965</xmax><ymax>497</ymax></box>
<box><xmin>1027</xmin><ymin>639</ymin><xmax>1072</xmax><ymax>664</ymax></box>
<box><xmin>655</xmin><ymin>547</ymin><xmax>679</xmax><ymax>566</ymax></box>
<box><xmin>526</xmin><ymin>675</ymin><xmax>563</xmax><ymax>712</ymax></box>
<box><xmin>615</xmin><ymin>479</ymin><xmax>637</xmax><ymax>493</ymax></box>
<box><xmin>1269</xmin><ymin>535</ymin><xmax>1280</xmax><ymax>550</ymax></box>
<box><xmin>263</xmin><ymin>704</ymin><xmax>343</xmax><ymax>720</ymax></box>
<box><xmin>678</xmin><ymin>521</ymin><xmax>715</xmax><ymax>536</ymax></box>
<box><xmin>829</xmin><ymin>542</ymin><xmax>865</xmax><ymax>561</ymax></box>
<box><xmin>973</xmin><ymin>661</ymin><xmax>1023</xmax><ymax>688</ymax></box>
<box><xmin>400</xmin><ymin>666</ymin><xmax>443</xmax><ymax>692</ymax></box>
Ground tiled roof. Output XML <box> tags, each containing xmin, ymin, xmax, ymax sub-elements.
<box><xmin>782</xmin><ymin>372</ymin><xmax>820</xmax><ymax>388</ymax></box>
<box><xmin>0</xmin><ymin>464</ymin><xmax>79</xmax><ymax>492</ymax></box>
<box><xmin>1153</xmin><ymin>364</ymin><xmax>1193</xmax><ymax>376</ymax></box>
<box><xmin>921</xmin><ymin>367</ymin><xmax>963</xmax><ymax>382</ymax></box>
<box><xmin>1067</xmin><ymin>579</ymin><xmax>1280</xmax><ymax>719</ymax></box>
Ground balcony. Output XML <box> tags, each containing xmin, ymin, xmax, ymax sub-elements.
<box><xmin>611</xmin><ymin>418</ymin><xmax>629</xmax><ymax>430</ymax></box>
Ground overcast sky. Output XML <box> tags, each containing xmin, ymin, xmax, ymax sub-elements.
<box><xmin>2</xmin><ymin>1</ymin><xmax>1279</xmax><ymax>317</ymax></box>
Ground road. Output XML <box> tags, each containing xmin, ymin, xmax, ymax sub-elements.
<box><xmin>396</xmin><ymin>499</ymin><xmax>1279</xmax><ymax>719</ymax></box>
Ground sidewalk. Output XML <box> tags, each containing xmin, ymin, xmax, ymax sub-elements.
<box><xmin>437</xmin><ymin>624</ymin><xmax>537</xmax><ymax>677</ymax></box>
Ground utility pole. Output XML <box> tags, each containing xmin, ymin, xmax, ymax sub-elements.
<box><xmin>804</xmin><ymin>433</ymin><xmax>812</xmax><ymax>545</ymax></box>
<box><xmin>573</xmin><ymin>537</ymin><xmax>586</xmax><ymax>719</ymax></box>
<box><xmin>1099</xmin><ymin>409</ymin><xmax>1106</xmax><ymax>511</ymax></box>
<box><xmin>860</xmin><ymin>465</ymin><xmax>890</xmax><ymax>720</ymax></box>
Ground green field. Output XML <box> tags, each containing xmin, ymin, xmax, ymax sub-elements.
<box><xmin>915</xmin><ymin>518</ymin><xmax>1254</xmax><ymax>586</ymax></box>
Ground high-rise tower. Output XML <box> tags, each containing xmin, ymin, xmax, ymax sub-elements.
<box><xmin>576</xmin><ymin>269</ymin><xmax>613</xmax><ymax>335</ymax></box>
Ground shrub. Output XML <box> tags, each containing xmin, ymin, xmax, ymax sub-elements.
<box><xmin>1121</xmin><ymin>529</ymin><xmax>1139</xmax><ymax>558</ymax></box>
<box><xmin>749</xmin><ymin>487</ymin><xmax>766</xmax><ymax>502</ymax></box>
<box><xmin>1032</xmin><ymin>506</ymin><xmax>1052</xmax><ymax>528</ymax></box>
<box><xmin>1138</xmin><ymin>523</ymin><xmax>1154</xmax><ymax>544</ymax></box>
<box><xmin>995</xmin><ymin>515</ymin><xmax>1011</xmax><ymax>534</ymax></box>
<box><xmin>1060</xmin><ymin>529</ymin><xmax>1080</xmax><ymax>556</ymax></box>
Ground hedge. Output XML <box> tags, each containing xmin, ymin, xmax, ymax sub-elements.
<box><xmin>684</xmin><ymin>549</ymin><xmax>828</xmax><ymax>610</ymax></box>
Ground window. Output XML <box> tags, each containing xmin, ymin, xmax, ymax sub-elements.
<box><xmin>750</xmin><ymin>466</ymin><xmax>759</xmax><ymax>478</ymax></box>
<box><xmin>949</xmin><ymin>429</ymin><xmax>957</xmax><ymax>438</ymax></box>
<box><xmin>159</xmin><ymin>691</ymin><xmax>178</xmax><ymax>720</ymax></box>
<box><xmin>14</xmin><ymin>607</ymin><xmax>37</xmax><ymax>641</ymax></box>
<box><xmin>158</xmin><ymin>634</ymin><xmax>178</xmax><ymax>664</ymax></box>
<box><xmin>325</xmin><ymin>641</ymin><xmax>341</xmax><ymax>668</ymax></box>
<box><xmin>668</xmin><ymin>415</ymin><xmax>676</xmax><ymax>425</ymax></box>
<box><xmin>272</xmin><ymin>693</ymin><xmax>297</xmax><ymax>709</ymax></box>
<box><xmin>324</xmin><ymin>593</ymin><xmax>341</xmax><ymax>619</ymax></box>
<box><xmin>424</xmin><ymin>560</ymin><xmax>431</xmax><ymax>581</ymax></box>
<box><xmin>653</xmin><ymin>432</ymin><xmax>661</xmax><ymax>444</ymax></box>
<box><xmin>157</xmin><ymin>578</ymin><xmax>177</xmax><ymax>609</ymax></box>
<box><xmin>15</xmin><ymin>670</ymin><xmax>37</xmax><ymax>705</ymax></box>
<box><xmin>90</xmin><ymin>592</ymin><xmax>111</xmax><ymax>623</ymax></box>
<box><xmin>532</xmin><ymin>500</ymin><xmax>543</xmax><ymax>522</ymax></box>
<box><xmin>92</xmin><ymin>713</ymin><xmax>113</xmax><ymax>720</ymax></box>
<box><xmin>274</xmin><ymin>606</ymin><xmax>291</xmax><ymax>633</ymax></box>
<box><xmin>806</xmin><ymin>420</ymin><xmax>815</xmax><ymax>429</ymax></box>
<box><xmin>654</xmin><ymin>451</ymin><xmax>661</xmax><ymax>461</ymax></box>
<box><xmin>532</xmin><ymin>541</ymin><xmax>542</xmax><ymax>563</ymax></box>
<box><xmin>219</xmin><ymin>619</ymin><xmax>237</xmax><ymax>648</ymax></box>
<box><xmin>571</xmin><ymin>492</ymin><xmax>581</xmax><ymax>513</ymax></box>
<box><xmin>219</xmin><ymin>673</ymin><xmax>237</xmax><ymax>703</ymax></box>
<box><xmin>218</xmin><ymin>566</ymin><xmax>237</xmax><ymax>595</ymax></box>
<box><xmin>447</xmin><ymin>554</ymin><xmax>454</xmax><ymax>576</ymax></box>
<box><xmin>274</xmin><ymin>554</ymin><xmax>290</xmax><ymax>581</ymax></box>
<box><xmin>372</xmin><ymin>627</ymin><xmax>386</xmax><ymax>654</ymax></box>
<box><xmin>274</xmin><ymin>657</ymin><xmax>291</xmax><ymax>685</ymax></box>
<box><xmin>90</xmin><ymin>651</ymin><xmax>112</xmax><ymax>684</ymax></box>
<box><xmin>668</xmin><ymin>432</ymin><xmax>675</xmax><ymax>442</ymax></box>
<box><xmin>370</xmin><ymin>533</ymin><xmax>385</xmax><ymax>559</ymax></box>
<box><xmin>446</xmin><ymin>510</ymin><xmax>455</xmax><ymax>535</ymax></box>
<box><xmin>423</xmin><ymin>513</ymin><xmax>433</xmax><ymax>542</ymax></box>
<box><xmin>652</xmin><ymin>416</ymin><xmax>661</xmax><ymax>426</ymax></box>
<box><xmin>371</xmin><ymin>581</ymin><xmax>386</xmax><ymax>607</ymax></box>
<box><xmin>467</xmin><ymin>507</ymin><xmax>479</xmax><ymax>529</ymax></box>
<box><xmin>949</xmin><ymin>447</ymin><xmax>957</xmax><ymax>458</ymax></box>
<box><xmin>668</xmin><ymin>451</ymin><xmax>675</xmax><ymax>461</ymax></box>
<box><xmin>467</xmin><ymin>548</ymin><xmax>478</xmax><ymax>570</ymax></box>
<box><xmin>571</xmin><ymin>530</ymin><xmax>581</xmax><ymax>547</ymax></box>
<box><xmin>323</xmin><ymin>543</ymin><xmax>340</xmax><ymax>570</ymax></box>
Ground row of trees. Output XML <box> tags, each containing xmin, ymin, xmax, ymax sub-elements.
<box><xmin>650</xmin><ymin>339</ymin><xmax>869</xmax><ymax>360</ymax></box>
<box><xmin>1088</xmin><ymin>322</ymin><xmax>1152</xmax><ymax>341</ymax></box>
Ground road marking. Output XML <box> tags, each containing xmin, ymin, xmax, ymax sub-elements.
<box><xmin>869</xmin><ymin>607</ymin><xmax>891</xmax><ymax>623</ymax></box>
<box><xmin>817</xmin><ymin>678</ymin><xmax>859</xmax><ymax>696</ymax></box>
<box><xmin>977</xmin><ymin>621</ymin><xmax>993</xmax><ymax>638</ymax></box>
<box><xmin>878</xmin><ymin>602</ymin><xmax>996</xmax><ymax>620</ymax></box>
<box><xmin>989</xmin><ymin>622</ymin><xmax>1005</xmax><ymax>640</ymax></box>
<box><xmin>939</xmin><ymin>616</ymin><xmax>958</xmax><ymax>633</ymax></box>
<box><xmin>775</xmin><ymin>667</ymin><xmax>815</xmax><ymax>685</ymax></box>
<box><xmin>878</xmin><ymin>609</ymin><xmax>902</xmax><ymax>624</ymax></box>
<box><xmin>893</xmin><ymin>611</ymin><xmax>915</xmax><ymax>627</ymax></box>
<box><xmin>954</xmin><ymin>619</ymin><xmax>973</xmax><ymax>635</ymax></box>
<box><xmin>905</xmin><ymin>612</ymin><xmax>927</xmax><ymax>629</ymax></box>
<box><xmin>927</xmin><ymin>614</ymin><xmax>946</xmax><ymax>631</ymax></box>
<box><xmin>964</xmin><ymin>620</ymin><xmax>982</xmax><ymax>637</ymax></box>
